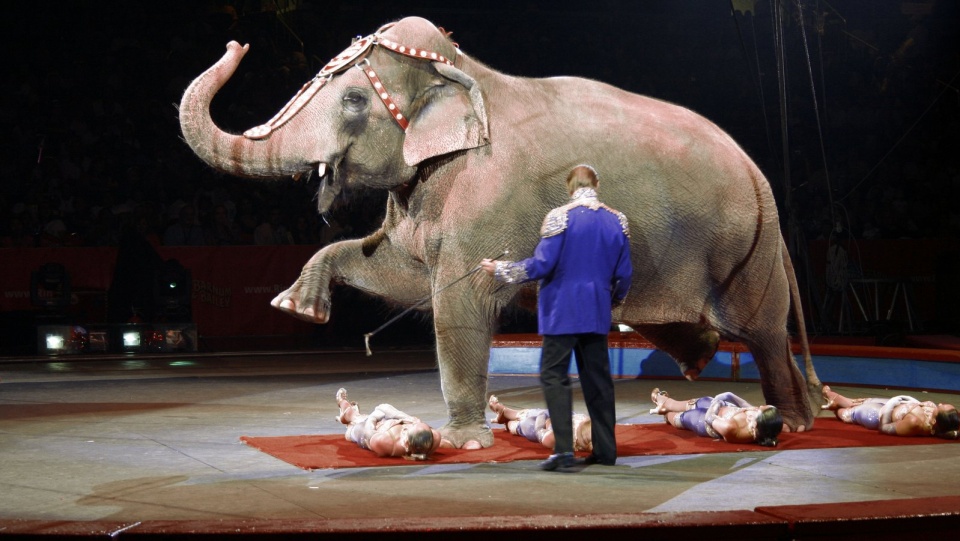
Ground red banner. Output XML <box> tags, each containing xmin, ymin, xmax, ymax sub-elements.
<box><xmin>4</xmin><ymin>239</ymin><xmax>956</xmax><ymax>340</ymax></box>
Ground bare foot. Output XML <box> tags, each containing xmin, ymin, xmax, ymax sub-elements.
<box><xmin>334</xmin><ymin>388</ymin><xmax>358</xmax><ymax>424</ymax></box>
<box><xmin>488</xmin><ymin>395</ymin><xmax>509</xmax><ymax>425</ymax></box>
<box><xmin>649</xmin><ymin>388</ymin><xmax>669</xmax><ymax>415</ymax></box>
<box><xmin>821</xmin><ymin>385</ymin><xmax>839</xmax><ymax>410</ymax></box>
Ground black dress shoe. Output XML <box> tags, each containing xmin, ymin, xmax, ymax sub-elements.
<box><xmin>583</xmin><ymin>454</ymin><xmax>616</xmax><ymax>466</ymax></box>
<box><xmin>539</xmin><ymin>452</ymin><xmax>580</xmax><ymax>471</ymax></box>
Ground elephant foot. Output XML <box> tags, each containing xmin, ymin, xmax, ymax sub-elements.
<box><xmin>636</xmin><ymin>324</ymin><xmax>720</xmax><ymax>381</ymax></box>
<box><xmin>270</xmin><ymin>292</ymin><xmax>331</xmax><ymax>324</ymax></box>
<box><xmin>687</xmin><ymin>329</ymin><xmax>720</xmax><ymax>380</ymax></box>
<box><xmin>681</xmin><ymin>339</ymin><xmax>717</xmax><ymax>380</ymax></box>
<box><xmin>780</xmin><ymin>408</ymin><xmax>815</xmax><ymax>433</ymax></box>
<box><xmin>682</xmin><ymin>358</ymin><xmax>711</xmax><ymax>381</ymax></box>
<box><xmin>442</xmin><ymin>423</ymin><xmax>494</xmax><ymax>449</ymax></box>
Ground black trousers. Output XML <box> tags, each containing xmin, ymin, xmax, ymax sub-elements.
<box><xmin>540</xmin><ymin>333</ymin><xmax>616</xmax><ymax>461</ymax></box>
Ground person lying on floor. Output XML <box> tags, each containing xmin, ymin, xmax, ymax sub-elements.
<box><xmin>822</xmin><ymin>385</ymin><xmax>959</xmax><ymax>439</ymax></box>
<box><xmin>487</xmin><ymin>395</ymin><xmax>593</xmax><ymax>453</ymax></box>
<box><xmin>650</xmin><ymin>388</ymin><xmax>782</xmax><ymax>447</ymax></box>
<box><xmin>335</xmin><ymin>388</ymin><xmax>462</xmax><ymax>459</ymax></box>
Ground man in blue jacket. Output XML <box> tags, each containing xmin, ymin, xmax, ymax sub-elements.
<box><xmin>482</xmin><ymin>164</ymin><xmax>632</xmax><ymax>471</ymax></box>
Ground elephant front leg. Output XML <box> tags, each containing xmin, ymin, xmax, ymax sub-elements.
<box><xmin>271</xmin><ymin>245</ymin><xmax>336</xmax><ymax>323</ymax></box>
<box><xmin>271</xmin><ymin>238</ymin><xmax>430</xmax><ymax>324</ymax></box>
<box><xmin>433</xmin><ymin>295</ymin><xmax>495</xmax><ymax>449</ymax></box>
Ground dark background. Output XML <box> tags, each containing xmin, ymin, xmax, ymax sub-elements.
<box><xmin>2</xmin><ymin>1</ymin><xmax>958</xmax><ymax>346</ymax></box>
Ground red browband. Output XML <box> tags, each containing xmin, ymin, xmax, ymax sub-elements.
<box><xmin>244</xmin><ymin>33</ymin><xmax>457</xmax><ymax>139</ymax></box>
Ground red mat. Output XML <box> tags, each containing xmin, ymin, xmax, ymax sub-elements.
<box><xmin>240</xmin><ymin>417</ymin><xmax>955</xmax><ymax>470</ymax></box>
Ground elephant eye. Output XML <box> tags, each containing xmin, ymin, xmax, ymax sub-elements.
<box><xmin>342</xmin><ymin>90</ymin><xmax>367</xmax><ymax>111</ymax></box>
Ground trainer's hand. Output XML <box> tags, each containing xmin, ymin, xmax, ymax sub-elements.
<box><xmin>480</xmin><ymin>259</ymin><xmax>497</xmax><ymax>276</ymax></box>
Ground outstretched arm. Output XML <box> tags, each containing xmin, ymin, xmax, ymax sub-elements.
<box><xmin>371</xmin><ymin>403</ymin><xmax>419</xmax><ymax>423</ymax></box>
<box><xmin>361</xmin><ymin>404</ymin><xmax>418</xmax><ymax>457</ymax></box>
<box><xmin>357</xmin><ymin>408</ymin><xmax>386</xmax><ymax>453</ymax></box>
<box><xmin>704</xmin><ymin>397</ymin><xmax>724</xmax><ymax>426</ymax></box>
<box><xmin>534</xmin><ymin>411</ymin><xmax>556</xmax><ymax>448</ymax></box>
<box><xmin>705</xmin><ymin>392</ymin><xmax>750</xmax><ymax>426</ymax></box>
<box><xmin>879</xmin><ymin>414</ymin><xmax>929</xmax><ymax>437</ymax></box>
<box><xmin>534</xmin><ymin>410</ymin><xmax>551</xmax><ymax>441</ymax></box>
<box><xmin>482</xmin><ymin>234</ymin><xmax>563</xmax><ymax>284</ymax></box>
<box><xmin>879</xmin><ymin>395</ymin><xmax>918</xmax><ymax>425</ymax></box>
<box><xmin>714</xmin><ymin>392</ymin><xmax>752</xmax><ymax>408</ymax></box>
<box><xmin>878</xmin><ymin>395</ymin><xmax>925</xmax><ymax>436</ymax></box>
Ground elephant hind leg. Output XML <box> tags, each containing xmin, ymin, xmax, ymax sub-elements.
<box><xmin>744</xmin><ymin>334</ymin><xmax>816</xmax><ymax>432</ymax></box>
<box><xmin>632</xmin><ymin>322</ymin><xmax>720</xmax><ymax>381</ymax></box>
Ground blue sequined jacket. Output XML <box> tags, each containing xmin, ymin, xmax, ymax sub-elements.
<box><xmin>495</xmin><ymin>188</ymin><xmax>632</xmax><ymax>335</ymax></box>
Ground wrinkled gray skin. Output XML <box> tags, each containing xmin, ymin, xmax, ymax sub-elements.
<box><xmin>179</xmin><ymin>17</ymin><xmax>822</xmax><ymax>448</ymax></box>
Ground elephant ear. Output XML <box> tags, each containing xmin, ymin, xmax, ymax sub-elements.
<box><xmin>402</xmin><ymin>62</ymin><xmax>490</xmax><ymax>167</ymax></box>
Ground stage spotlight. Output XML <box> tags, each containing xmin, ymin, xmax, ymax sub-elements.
<box><xmin>45</xmin><ymin>334</ymin><xmax>65</xmax><ymax>351</ymax></box>
<box><xmin>37</xmin><ymin>325</ymin><xmax>88</xmax><ymax>355</ymax></box>
<box><xmin>123</xmin><ymin>330</ymin><xmax>141</xmax><ymax>348</ymax></box>
<box><xmin>146</xmin><ymin>324</ymin><xmax>198</xmax><ymax>352</ymax></box>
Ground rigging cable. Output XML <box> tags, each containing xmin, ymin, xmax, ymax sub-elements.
<box><xmin>837</xmin><ymin>68</ymin><xmax>960</xmax><ymax>203</ymax></box>
<box><xmin>772</xmin><ymin>0</ymin><xmax>791</xmax><ymax>214</ymax></box>
<box><xmin>729</xmin><ymin>0</ymin><xmax>780</xmax><ymax>174</ymax></box>
<box><xmin>795</xmin><ymin>0</ymin><xmax>837</xmax><ymax>228</ymax></box>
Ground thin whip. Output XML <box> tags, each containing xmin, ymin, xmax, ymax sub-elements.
<box><xmin>363</xmin><ymin>251</ymin><xmax>507</xmax><ymax>355</ymax></box>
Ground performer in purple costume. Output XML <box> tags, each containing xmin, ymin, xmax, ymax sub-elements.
<box><xmin>482</xmin><ymin>164</ymin><xmax>632</xmax><ymax>471</ymax></box>
<box><xmin>651</xmin><ymin>388</ymin><xmax>783</xmax><ymax>447</ymax></box>
<box><xmin>488</xmin><ymin>395</ymin><xmax>593</xmax><ymax>452</ymax></box>
<box><xmin>822</xmin><ymin>386</ymin><xmax>959</xmax><ymax>438</ymax></box>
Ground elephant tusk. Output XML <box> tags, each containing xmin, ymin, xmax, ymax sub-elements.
<box><xmin>318</xmin><ymin>163</ymin><xmax>328</xmax><ymax>178</ymax></box>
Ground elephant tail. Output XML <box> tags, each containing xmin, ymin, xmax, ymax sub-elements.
<box><xmin>781</xmin><ymin>236</ymin><xmax>821</xmax><ymax>387</ymax></box>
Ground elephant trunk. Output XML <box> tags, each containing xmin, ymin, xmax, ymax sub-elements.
<box><xmin>179</xmin><ymin>41</ymin><xmax>304</xmax><ymax>179</ymax></box>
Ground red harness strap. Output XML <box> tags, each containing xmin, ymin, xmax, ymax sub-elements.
<box><xmin>243</xmin><ymin>33</ymin><xmax>458</xmax><ymax>139</ymax></box>
<box><xmin>357</xmin><ymin>60</ymin><xmax>408</xmax><ymax>131</ymax></box>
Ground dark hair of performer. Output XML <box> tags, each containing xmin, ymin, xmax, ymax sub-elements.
<box><xmin>935</xmin><ymin>407</ymin><xmax>960</xmax><ymax>439</ymax></box>
<box><xmin>754</xmin><ymin>406</ymin><xmax>783</xmax><ymax>447</ymax></box>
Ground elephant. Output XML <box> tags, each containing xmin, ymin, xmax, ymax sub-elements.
<box><xmin>179</xmin><ymin>16</ymin><xmax>822</xmax><ymax>448</ymax></box>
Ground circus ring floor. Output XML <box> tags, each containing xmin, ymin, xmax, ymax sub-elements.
<box><xmin>1</xmin><ymin>334</ymin><xmax>959</xmax><ymax>539</ymax></box>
